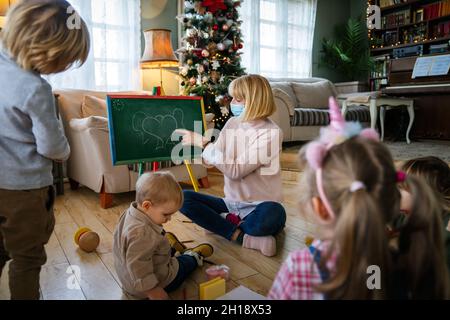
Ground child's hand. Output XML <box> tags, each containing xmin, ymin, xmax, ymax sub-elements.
<box><xmin>146</xmin><ymin>286</ymin><xmax>170</xmax><ymax>300</ymax></box>
<box><xmin>175</xmin><ymin>129</ymin><xmax>210</xmax><ymax>148</ymax></box>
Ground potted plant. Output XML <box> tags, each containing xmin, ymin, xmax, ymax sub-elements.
<box><xmin>321</xmin><ymin>18</ymin><xmax>374</xmax><ymax>93</ymax></box>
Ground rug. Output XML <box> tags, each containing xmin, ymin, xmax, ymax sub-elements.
<box><xmin>281</xmin><ymin>139</ymin><xmax>450</xmax><ymax>171</ymax></box>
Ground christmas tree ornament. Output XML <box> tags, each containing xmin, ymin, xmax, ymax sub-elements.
<box><xmin>238</xmin><ymin>43</ymin><xmax>243</xmax><ymax>49</ymax></box>
<box><xmin>194</xmin><ymin>2</ymin><xmax>206</xmax><ymax>15</ymax></box>
<box><xmin>211</xmin><ymin>60</ymin><xmax>220</xmax><ymax>70</ymax></box>
<box><xmin>187</xmin><ymin>59</ymin><xmax>193</xmax><ymax>65</ymax></box>
<box><xmin>223</xmin><ymin>39</ymin><xmax>233</xmax><ymax>48</ymax></box>
<box><xmin>181</xmin><ymin>66</ymin><xmax>189</xmax><ymax>76</ymax></box>
<box><xmin>201</xmin><ymin>49</ymin><xmax>210</xmax><ymax>57</ymax></box>
<box><xmin>189</xmin><ymin>77</ymin><xmax>197</xmax><ymax>85</ymax></box>
<box><xmin>207</xmin><ymin>42</ymin><xmax>218</xmax><ymax>56</ymax></box>
<box><xmin>204</xmin><ymin>12</ymin><xmax>214</xmax><ymax>23</ymax></box>
<box><xmin>217</xmin><ymin>43</ymin><xmax>225</xmax><ymax>51</ymax></box>
<box><xmin>213</xmin><ymin>24</ymin><xmax>219</xmax><ymax>31</ymax></box>
<box><xmin>210</xmin><ymin>70</ymin><xmax>220</xmax><ymax>83</ymax></box>
<box><xmin>202</xmin><ymin>76</ymin><xmax>209</xmax><ymax>83</ymax></box>
<box><xmin>185</xmin><ymin>1</ymin><xmax>194</xmax><ymax>10</ymax></box>
<box><xmin>197</xmin><ymin>64</ymin><xmax>205</xmax><ymax>74</ymax></box>
<box><xmin>222</xmin><ymin>24</ymin><xmax>229</xmax><ymax>31</ymax></box>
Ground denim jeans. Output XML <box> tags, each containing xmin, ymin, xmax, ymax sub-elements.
<box><xmin>180</xmin><ymin>191</ymin><xmax>286</xmax><ymax>240</ymax></box>
<box><xmin>164</xmin><ymin>255</ymin><xmax>198</xmax><ymax>292</ymax></box>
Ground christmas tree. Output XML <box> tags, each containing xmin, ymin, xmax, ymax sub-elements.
<box><xmin>177</xmin><ymin>0</ymin><xmax>246</xmax><ymax>129</ymax></box>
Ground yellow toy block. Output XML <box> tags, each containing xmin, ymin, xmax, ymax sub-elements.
<box><xmin>199</xmin><ymin>277</ymin><xmax>226</xmax><ymax>300</ymax></box>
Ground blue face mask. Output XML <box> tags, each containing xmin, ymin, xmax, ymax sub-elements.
<box><xmin>230</xmin><ymin>103</ymin><xmax>245</xmax><ymax>117</ymax></box>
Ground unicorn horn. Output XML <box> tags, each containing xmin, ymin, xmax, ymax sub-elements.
<box><xmin>328</xmin><ymin>96</ymin><xmax>345</xmax><ymax>132</ymax></box>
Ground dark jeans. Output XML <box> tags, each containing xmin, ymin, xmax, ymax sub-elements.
<box><xmin>164</xmin><ymin>255</ymin><xmax>198</xmax><ymax>292</ymax></box>
<box><xmin>180</xmin><ymin>191</ymin><xmax>286</xmax><ymax>240</ymax></box>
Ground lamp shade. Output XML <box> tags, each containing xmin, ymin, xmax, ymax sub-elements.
<box><xmin>0</xmin><ymin>0</ymin><xmax>13</xmax><ymax>28</ymax></box>
<box><xmin>0</xmin><ymin>0</ymin><xmax>10</xmax><ymax>16</ymax></box>
<box><xmin>141</xmin><ymin>29</ymin><xmax>178</xmax><ymax>69</ymax></box>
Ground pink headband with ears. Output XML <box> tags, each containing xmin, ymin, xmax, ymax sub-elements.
<box><xmin>305</xmin><ymin>97</ymin><xmax>380</xmax><ymax>218</ymax></box>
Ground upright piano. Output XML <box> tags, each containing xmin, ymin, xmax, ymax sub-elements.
<box><xmin>382</xmin><ymin>54</ymin><xmax>450</xmax><ymax>139</ymax></box>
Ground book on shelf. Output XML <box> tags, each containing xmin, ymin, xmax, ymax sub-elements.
<box><xmin>370</xmin><ymin>54</ymin><xmax>390</xmax><ymax>91</ymax></box>
<box><xmin>382</xmin><ymin>9</ymin><xmax>411</xmax><ymax>28</ymax></box>
<box><xmin>379</xmin><ymin>0</ymin><xmax>408</xmax><ymax>9</ymax></box>
<box><xmin>421</xmin><ymin>0</ymin><xmax>450</xmax><ymax>20</ymax></box>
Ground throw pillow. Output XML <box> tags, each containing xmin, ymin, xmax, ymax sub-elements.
<box><xmin>81</xmin><ymin>95</ymin><xmax>107</xmax><ymax>118</ymax></box>
<box><xmin>292</xmin><ymin>81</ymin><xmax>337</xmax><ymax>109</ymax></box>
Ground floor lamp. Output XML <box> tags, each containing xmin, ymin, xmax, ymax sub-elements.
<box><xmin>140</xmin><ymin>29</ymin><xmax>178</xmax><ymax>96</ymax></box>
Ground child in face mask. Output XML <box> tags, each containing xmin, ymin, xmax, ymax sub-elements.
<box><xmin>177</xmin><ymin>74</ymin><xmax>286</xmax><ymax>257</ymax></box>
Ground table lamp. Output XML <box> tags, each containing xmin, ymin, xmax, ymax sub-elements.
<box><xmin>0</xmin><ymin>0</ymin><xmax>12</xmax><ymax>29</ymax></box>
<box><xmin>141</xmin><ymin>29</ymin><xmax>178</xmax><ymax>96</ymax></box>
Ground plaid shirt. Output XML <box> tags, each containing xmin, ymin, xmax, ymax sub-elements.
<box><xmin>269</xmin><ymin>240</ymin><xmax>336</xmax><ymax>300</ymax></box>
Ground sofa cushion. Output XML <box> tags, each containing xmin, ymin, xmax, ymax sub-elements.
<box><xmin>291</xmin><ymin>105</ymin><xmax>370</xmax><ymax>127</ymax></box>
<box><xmin>82</xmin><ymin>95</ymin><xmax>108</xmax><ymax>118</ymax></box>
<box><xmin>272</xmin><ymin>88</ymin><xmax>296</xmax><ymax>116</ymax></box>
<box><xmin>292</xmin><ymin>81</ymin><xmax>337</xmax><ymax>109</ymax></box>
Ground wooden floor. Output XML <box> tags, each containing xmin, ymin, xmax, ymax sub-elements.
<box><xmin>0</xmin><ymin>172</ymin><xmax>317</xmax><ymax>300</ymax></box>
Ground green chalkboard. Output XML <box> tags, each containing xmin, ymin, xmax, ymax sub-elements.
<box><xmin>106</xmin><ymin>95</ymin><xmax>206</xmax><ymax>165</ymax></box>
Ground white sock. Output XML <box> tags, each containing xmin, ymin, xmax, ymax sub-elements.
<box><xmin>183</xmin><ymin>250</ymin><xmax>203</xmax><ymax>266</ymax></box>
<box><xmin>219</xmin><ymin>212</ymin><xmax>229</xmax><ymax>219</ymax></box>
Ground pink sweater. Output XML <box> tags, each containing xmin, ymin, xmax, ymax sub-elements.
<box><xmin>202</xmin><ymin>117</ymin><xmax>283</xmax><ymax>203</ymax></box>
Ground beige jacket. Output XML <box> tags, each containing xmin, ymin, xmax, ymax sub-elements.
<box><xmin>113</xmin><ymin>202</ymin><xmax>179</xmax><ymax>298</ymax></box>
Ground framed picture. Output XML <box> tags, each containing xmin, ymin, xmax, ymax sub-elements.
<box><xmin>415</xmin><ymin>9</ymin><xmax>424</xmax><ymax>23</ymax></box>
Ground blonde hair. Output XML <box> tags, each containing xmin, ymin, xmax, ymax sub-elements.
<box><xmin>136</xmin><ymin>172</ymin><xmax>183</xmax><ymax>209</ymax></box>
<box><xmin>228</xmin><ymin>74</ymin><xmax>276</xmax><ymax>121</ymax></box>
<box><xmin>1</xmin><ymin>0</ymin><xmax>90</xmax><ymax>74</ymax></box>
<box><xmin>298</xmin><ymin>137</ymin><xmax>449</xmax><ymax>299</ymax></box>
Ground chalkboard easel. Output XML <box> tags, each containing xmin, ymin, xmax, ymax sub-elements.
<box><xmin>107</xmin><ymin>95</ymin><xmax>207</xmax><ymax>192</ymax></box>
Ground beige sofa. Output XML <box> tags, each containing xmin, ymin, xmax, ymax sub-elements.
<box><xmin>269</xmin><ymin>78</ymin><xmax>370</xmax><ymax>142</ymax></box>
<box><xmin>55</xmin><ymin>89</ymin><xmax>209</xmax><ymax>208</ymax></box>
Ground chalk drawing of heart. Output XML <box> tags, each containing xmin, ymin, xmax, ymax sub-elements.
<box><xmin>132</xmin><ymin>109</ymin><xmax>185</xmax><ymax>150</ymax></box>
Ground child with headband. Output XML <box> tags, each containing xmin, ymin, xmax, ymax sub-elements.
<box><xmin>269</xmin><ymin>98</ymin><xmax>449</xmax><ymax>300</ymax></box>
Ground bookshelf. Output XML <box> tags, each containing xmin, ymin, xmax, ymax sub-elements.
<box><xmin>369</xmin><ymin>0</ymin><xmax>450</xmax><ymax>90</ymax></box>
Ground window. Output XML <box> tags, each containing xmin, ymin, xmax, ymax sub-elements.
<box><xmin>47</xmin><ymin>0</ymin><xmax>141</xmax><ymax>91</ymax></box>
<box><xmin>240</xmin><ymin>0</ymin><xmax>317</xmax><ymax>78</ymax></box>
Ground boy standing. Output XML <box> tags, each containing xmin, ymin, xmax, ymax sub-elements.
<box><xmin>0</xmin><ymin>0</ymin><xmax>90</xmax><ymax>299</ymax></box>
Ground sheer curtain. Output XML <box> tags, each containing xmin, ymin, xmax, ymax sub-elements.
<box><xmin>47</xmin><ymin>0</ymin><xmax>141</xmax><ymax>91</ymax></box>
<box><xmin>240</xmin><ymin>0</ymin><xmax>317</xmax><ymax>78</ymax></box>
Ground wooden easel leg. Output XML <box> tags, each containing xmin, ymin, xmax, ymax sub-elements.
<box><xmin>100</xmin><ymin>181</ymin><xmax>113</xmax><ymax>209</ymax></box>
<box><xmin>69</xmin><ymin>178</ymin><xmax>79</xmax><ymax>190</ymax></box>
<box><xmin>184</xmin><ymin>160</ymin><xmax>199</xmax><ymax>192</ymax></box>
<box><xmin>198</xmin><ymin>177</ymin><xmax>210</xmax><ymax>189</ymax></box>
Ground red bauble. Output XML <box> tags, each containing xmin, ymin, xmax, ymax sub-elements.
<box><xmin>238</xmin><ymin>43</ymin><xmax>243</xmax><ymax>49</ymax></box>
<box><xmin>213</xmin><ymin>24</ymin><xmax>219</xmax><ymax>31</ymax></box>
<box><xmin>232</xmin><ymin>44</ymin><xmax>239</xmax><ymax>51</ymax></box>
<box><xmin>226</xmin><ymin>13</ymin><xmax>233</xmax><ymax>19</ymax></box>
